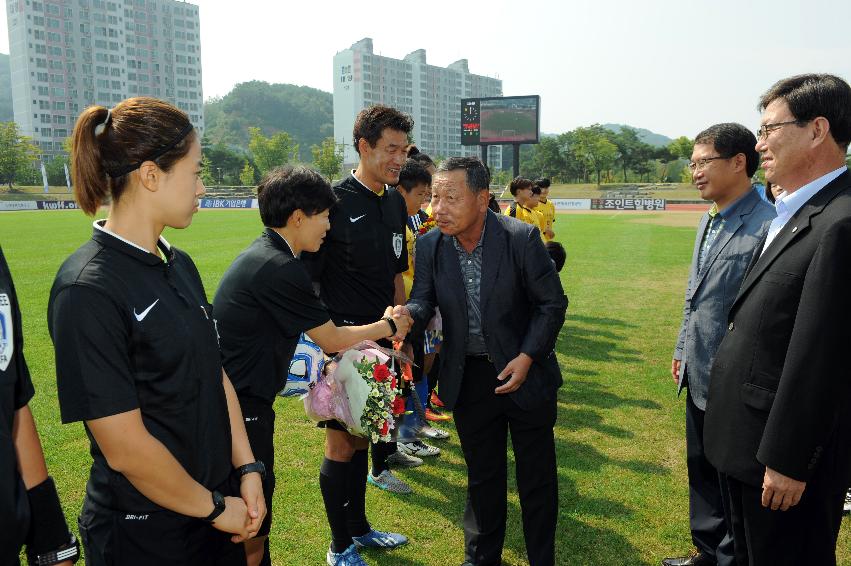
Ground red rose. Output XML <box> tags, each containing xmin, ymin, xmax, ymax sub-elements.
<box><xmin>392</xmin><ymin>396</ymin><xmax>406</xmax><ymax>416</ymax></box>
<box><xmin>373</xmin><ymin>364</ymin><xmax>391</xmax><ymax>382</ymax></box>
<box><xmin>390</xmin><ymin>376</ymin><xmax>397</xmax><ymax>390</ymax></box>
<box><xmin>380</xmin><ymin>420</ymin><xmax>390</xmax><ymax>436</ymax></box>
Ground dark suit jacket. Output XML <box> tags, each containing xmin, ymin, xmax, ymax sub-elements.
<box><xmin>407</xmin><ymin>210</ymin><xmax>567</xmax><ymax>411</ymax></box>
<box><xmin>705</xmin><ymin>170</ymin><xmax>851</xmax><ymax>489</ymax></box>
<box><xmin>674</xmin><ymin>189</ymin><xmax>775</xmax><ymax>410</ymax></box>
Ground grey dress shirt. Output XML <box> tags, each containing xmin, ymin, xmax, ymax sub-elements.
<box><xmin>452</xmin><ymin>224</ymin><xmax>488</xmax><ymax>355</ymax></box>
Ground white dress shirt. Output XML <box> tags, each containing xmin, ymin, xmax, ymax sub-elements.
<box><xmin>760</xmin><ymin>165</ymin><xmax>848</xmax><ymax>256</ymax></box>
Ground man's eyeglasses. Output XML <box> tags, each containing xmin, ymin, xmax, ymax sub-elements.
<box><xmin>687</xmin><ymin>156</ymin><xmax>729</xmax><ymax>172</ymax></box>
<box><xmin>756</xmin><ymin>120</ymin><xmax>804</xmax><ymax>141</ymax></box>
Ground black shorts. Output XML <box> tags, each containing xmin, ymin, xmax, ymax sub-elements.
<box><xmin>78</xmin><ymin>494</ymin><xmax>244</xmax><ymax>566</ymax></box>
<box><xmin>236</xmin><ymin>396</ymin><xmax>275</xmax><ymax>538</ymax></box>
<box><xmin>317</xmin><ymin>419</ymin><xmax>347</xmax><ymax>432</ymax></box>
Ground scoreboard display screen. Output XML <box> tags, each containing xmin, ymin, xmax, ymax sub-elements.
<box><xmin>461</xmin><ymin>95</ymin><xmax>540</xmax><ymax>145</ymax></box>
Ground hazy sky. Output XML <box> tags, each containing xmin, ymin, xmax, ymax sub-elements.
<box><xmin>2</xmin><ymin>0</ymin><xmax>850</xmax><ymax>139</ymax></box>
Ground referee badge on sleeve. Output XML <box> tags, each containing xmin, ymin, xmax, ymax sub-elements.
<box><xmin>392</xmin><ymin>233</ymin><xmax>403</xmax><ymax>259</ymax></box>
<box><xmin>0</xmin><ymin>293</ymin><xmax>12</xmax><ymax>371</ymax></box>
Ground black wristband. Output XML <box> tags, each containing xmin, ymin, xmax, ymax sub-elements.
<box><xmin>28</xmin><ymin>534</ymin><xmax>79</xmax><ymax>566</ymax></box>
<box><xmin>235</xmin><ymin>460</ymin><xmax>266</xmax><ymax>481</ymax></box>
<box><xmin>203</xmin><ymin>490</ymin><xmax>226</xmax><ymax>523</ymax></box>
<box><xmin>382</xmin><ymin>316</ymin><xmax>397</xmax><ymax>337</ymax></box>
<box><xmin>25</xmin><ymin>477</ymin><xmax>74</xmax><ymax>560</ymax></box>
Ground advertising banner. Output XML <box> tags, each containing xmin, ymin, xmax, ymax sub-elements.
<box><xmin>199</xmin><ymin>198</ymin><xmax>255</xmax><ymax>209</ymax></box>
<box><xmin>0</xmin><ymin>201</ymin><xmax>38</xmax><ymax>211</ymax></box>
<box><xmin>590</xmin><ymin>198</ymin><xmax>666</xmax><ymax>211</ymax></box>
<box><xmin>36</xmin><ymin>200</ymin><xmax>79</xmax><ymax>210</ymax></box>
<box><xmin>550</xmin><ymin>199</ymin><xmax>591</xmax><ymax>210</ymax></box>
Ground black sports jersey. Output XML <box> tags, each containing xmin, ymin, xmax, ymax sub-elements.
<box><xmin>303</xmin><ymin>173</ymin><xmax>408</xmax><ymax>323</ymax></box>
<box><xmin>213</xmin><ymin>229</ymin><xmax>330</xmax><ymax>404</ymax></box>
<box><xmin>48</xmin><ymin>222</ymin><xmax>231</xmax><ymax>513</ymax></box>
<box><xmin>0</xmin><ymin>245</ymin><xmax>35</xmax><ymax>562</ymax></box>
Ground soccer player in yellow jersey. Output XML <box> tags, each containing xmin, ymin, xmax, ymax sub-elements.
<box><xmin>505</xmin><ymin>176</ymin><xmax>546</xmax><ymax>239</ymax></box>
<box><xmin>534</xmin><ymin>178</ymin><xmax>556</xmax><ymax>241</ymax></box>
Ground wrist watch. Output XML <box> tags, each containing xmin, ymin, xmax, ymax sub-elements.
<box><xmin>203</xmin><ymin>490</ymin><xmax>226</xmax><ymax>523</ymax></box>
<box><xmin>236</xmin><ymin>460</ymin><xmax>266</xmax><ymax>481</ymax></box>
<box><xmin>382</xmin><ymin>316</ymin><xmax>397</xmax><ymax>337</ymax></box>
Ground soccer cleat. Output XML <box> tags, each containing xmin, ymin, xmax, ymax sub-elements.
<box><xmin>368</xmin><ymin>470</ymin><xmax>412</xmax><ymax>494</ymax></box>
<box><xmin>844</xmin><ymin>490</ymin><xmax>851</xmax><ymax>516</ymax></box>
<box><xmin>352</xmin><ymin>529</ymin><xmax>409</xmax><ymax>549</ymax></box>
<box><xmin>430</xmin><ymin>391</ymin><xmax>445</xmax><ymax>408</ymax></box>
<box><xmin>421</xmin><ymin>425</ymin><xmax>450</xmax><ymax>440</ymax></box>
<box><xmin>425</xmin><ymin>408</ymin><xmax>452</xmax><ymax>422</ymax></box>
<box><xmin>399</xmin><ymin>440</ymin><xmax>441</xmax><ymax>457</ymax></box>
<box><xmin>326</xmin><ymin>543</ymin><xmax>368</xmax><ymax>566</ymax></box>
<box><xmin>386</xmin><ymin>450</ymin><xmax>423</xmax><ymax>468</ymax></box>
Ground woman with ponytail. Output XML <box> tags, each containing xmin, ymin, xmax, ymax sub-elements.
<box><xmin>47</xmin><ymin>98</ymin><xmax>265</xmax><ymax>565</ymax></box>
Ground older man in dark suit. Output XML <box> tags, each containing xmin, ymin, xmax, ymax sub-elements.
<box><xmin>398</xmin><ymin>156</ymin><xmax>567</xmax><ymax>566</ymax></box>
<box><xmin>665</xmin><ymin>124</ymin><xmax>775</xmax><ymax>566</ymax></box>
<box><xmin>704</xmin><ymin>74</ymin><xmax>851</xmax><ymax>565</ymax></box>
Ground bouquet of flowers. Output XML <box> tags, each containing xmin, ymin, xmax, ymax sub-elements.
<box><xmin>417</xmin><ymin>216</ymin><xmax>437</xmax><ymax>237</ymax></box>
<box><xmin>303</xmin><ymin>341</ymin><xmax>409</xmax><ymax>442</ymax></box>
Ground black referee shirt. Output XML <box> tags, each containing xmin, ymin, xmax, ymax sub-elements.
<box><xmin>48</xmin><ymin>222</ymin><xmax>231</xmax><ymax>512</ymax></box>
<box><xmin>0</xmin><ymin>245</ymin><xmax>35</xmax><ymax>560</ymax></box>
<box><xmin>213</xmin><ymin>228</ymin><xmax>330</xmax><ymax>404</ymax></box>
<box><xmin>303</xmin><ymin>173</ymin><xmax>408</xmax><ymax>324</ymax></box>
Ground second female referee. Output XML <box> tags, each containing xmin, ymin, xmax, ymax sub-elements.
<box><xmin>48</xmin><ymin>98</ymin><xmax>265</xmax><ymax>565</ymax></box>
<box><xmin>213</xmin><ymin>166</ymin><xmax>412</xmax><ymax>566</ymax></box>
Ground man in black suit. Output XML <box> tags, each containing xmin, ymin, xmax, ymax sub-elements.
<box><xmin>399</xmin><ymin>156</ymin><xmax>567</xmax><ymax>566</ymax></box>
<box><xmin>704</xmin><ymin>73</ymin><xmax>851</xmax><ymax>565</ymax></box>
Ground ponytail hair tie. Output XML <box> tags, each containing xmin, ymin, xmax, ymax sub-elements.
<box><xmin>94</xmin><ymin>108</ymin><xmax>112</xmax><ymax>136</ymax></box>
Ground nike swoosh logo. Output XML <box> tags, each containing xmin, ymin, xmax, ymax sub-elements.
<box><xmin>133</xmin><ymin>299</ymin><xmax>159</xmax><ymax>322</ymax></box>
<box><xmin>350</xmin><ymin>214</ymin><xmax>366</xmax><ymax>223</ymax></box>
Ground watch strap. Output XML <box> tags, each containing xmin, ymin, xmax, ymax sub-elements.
<box><xmin>382</xmin><ymin>316</ymin><xmax>397</xmax><ymax>337</ymax></box>
<box><xmin>236</xmin><ymin>460</ymin><xmax>266</xmax><ymax>481</ymax></box>
<box><xmin>203</xmin><ymin>490</ymin><xmax>226</xmax><ymax>523</ymax></box>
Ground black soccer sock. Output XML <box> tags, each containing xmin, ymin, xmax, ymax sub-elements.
<box><xmin>346</xmin><ymin>449</ymin><xmax>371</xmax><ymax>537</ymax></box>
<box><xmin>320</xmin><ymin>458</ymin><xmax>352</xmax><ymax>553</ymax></box>
<box><xmin>370</xmin><ymin>440</ymin><xmax>396</xmax><ymax>476</ymax></box>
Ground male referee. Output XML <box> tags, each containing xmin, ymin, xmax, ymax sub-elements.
<box><xmin>302</xmin><ymin>104</ymin><xmax>414</xmax><ymax>522</ymax></box>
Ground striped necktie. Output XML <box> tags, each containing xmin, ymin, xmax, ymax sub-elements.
<box><xmin>698</xmin><ymin>204</ymin><xmax>723</xmax><ymax>271</ymax></box>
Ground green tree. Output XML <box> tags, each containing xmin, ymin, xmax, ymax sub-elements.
<box><xmin>528</xmin><ymin>137</ymin><xmax>566</xmax><ymax>180</ymax></box>
<box><xmin>204</xmin><ymin>141</ymin><xmax>250</xmax><ymax>185</ymax></box>
<box><xmin>310</xmin><ymin>137</ymin><xmax>344</xmax><ymax>182</ymax></box>
<box><xmin>667</xmin><ymin>136</ymin><xmax>694</xmax><ymax>160</ymax></box>
<box><xmin>45</xmin><ymin>155</ymin><xmax>71</xmax><ymax>187</ymax></box>
<box><xmin>0</xmin><ymin>122</ymin><xmax>39</xmax><ymax>189</ymax></box>
<box><xmin>611</xmin><ymin>127</ymin><xmax>656</xmax><ymax>182</ymax></box>
<box><xmin>491</xmin><ymin>169</ymin><xmax>511</xmax><ymax>190</ymax></box>
<box><xmin>573</xmin><ymin>125</ymin><xmax>618</xmax><ymax>186</ymax></box>
<box><xmin>248</xmin><ymin>126</ymin><xmax>299</xmax><ymax>176</ymax></box>
<box><xmin>239</xmin><ymin>161</ymin><xmax>256</xmax><ymax>186</ymax></box>
<box><xmin>200</xmin><ymin>154</ymin><xmax>216</xmax><ymax>185</ymax></box>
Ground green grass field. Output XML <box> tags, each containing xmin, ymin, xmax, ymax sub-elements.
<box><xmin>2</xmin><ymin>210</ymin><xmax>849</xmax><ymax>565</ymax></box>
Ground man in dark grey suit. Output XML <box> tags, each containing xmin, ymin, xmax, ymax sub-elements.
<box><xmin>705</xmin><ymin>74</ymin><xmax>851</xmax><ymax>565</ymax></box>
<box><xmin>664</xmin><ymin>124</ymin><xmax>775</xmax><ymax>566</ymax></box>
<box><xmin>399</xmin><ymin>156</ymin><xmax>567</xmax><ymax>566</ymax></box>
